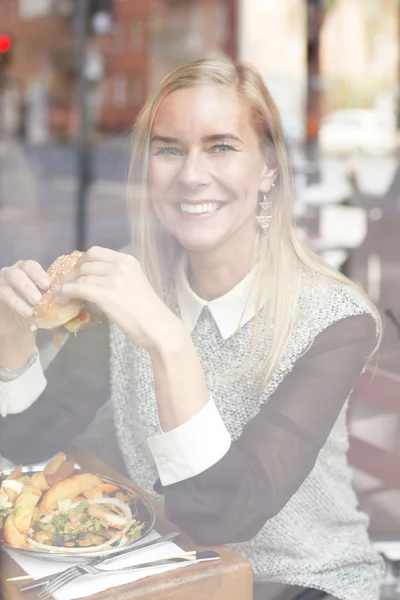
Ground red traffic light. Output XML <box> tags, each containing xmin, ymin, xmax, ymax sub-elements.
<box><xmin>0</xmin><ymin>34</ymin><xmax>12</xmax><ymax>53</ymax></box>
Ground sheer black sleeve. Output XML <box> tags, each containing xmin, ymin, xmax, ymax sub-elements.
<box><xmin>0</xmin><ymin>322</ymin><xmax>110</xmax><ymax>465</ymax></box>
<box><xmin>159</xmin><ymin>313</ymin><xmax>377</xmax><ymax>545</ymax></box>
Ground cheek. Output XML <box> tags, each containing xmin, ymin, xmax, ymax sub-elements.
<box><xmin>225</xmin><ymin>161</ymin><xmax>262</xmax><ymax>201</ymax></box>
<box><xmin>148</xmin><ymin>159</ymin><xmax>180</xmax><ymax>193</ymax></box>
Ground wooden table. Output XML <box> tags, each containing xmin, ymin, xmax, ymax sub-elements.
<box><xmin>1</xmin><ymin>446</ymin><xmax>253</xmax><ymax>600</ymax></box>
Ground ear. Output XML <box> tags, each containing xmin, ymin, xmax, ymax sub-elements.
<box><xmin>260</xmin><ymin>163</ymin><xmax>278</xmax><ymax>193</ymax></box>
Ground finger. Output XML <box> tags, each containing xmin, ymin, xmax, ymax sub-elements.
<box><xmin>57</xmin><ymin>273</ymin><xmax>108</xmax><ymax>305</ymax></box>
<box><xmin>0</xmin><ymin>285</ymin><xmax>34</xmax><ymax>318</ymax></box>
<box><xmin>58</xmin><ymin>281</ymin><xmax>105</xmax><ymax>306</ymax></box>
<box><xmin>63</xmin><ymin>261</ymin><xmax>111</xmax><ymax>285</ymax></box>
<box><xmin>58</xmin><ymin>280</ymin><xmax>106</xmax><ymax>306</ymax></box>
<box><xmin>79</xmin><ymin>246</ymin><xmax>121</xmax><ymax>264</ymax></box>
<box><xmin>6</xmin><ymin>267</ymin><xmax>44</xmax><ymax>306</ymax></box>
<box><xmin>17</xmin><ymin>260</ymin><xmax>51</xmax><ymax>290</ymax></box>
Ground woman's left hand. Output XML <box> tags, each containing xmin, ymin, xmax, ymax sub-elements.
<box><xmin>59</xmin><ymin>246</ymin><xmax>182</xmax><ymax>350</ymax></box>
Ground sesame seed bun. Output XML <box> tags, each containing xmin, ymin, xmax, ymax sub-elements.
<box><xmin>33</xmin><ymin>251</ymin><xmax>84</xmax><ymax>330</ymax></box>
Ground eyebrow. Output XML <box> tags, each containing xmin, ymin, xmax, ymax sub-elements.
<box><xmin>150</xmin><ymin>133</ymin><xmax>243</xmax><ymax>144</ymax></box>
<box><xmin>151</xmin><ymin>135</ymin><xmax>181</xmax><ymax>144</ymax></box>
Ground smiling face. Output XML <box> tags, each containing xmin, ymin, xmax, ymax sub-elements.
<box><xmin>148</xmin><ymin>85</ymin><xmax>276</xmax><ymax>263</ymax></box>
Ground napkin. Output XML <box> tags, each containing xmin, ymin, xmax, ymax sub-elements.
<box><xmin>7</xmin><ymin>531</ymin><xmax>190</xmax><ymax>600</ymax></box>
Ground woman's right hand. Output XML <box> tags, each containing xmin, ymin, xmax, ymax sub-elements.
<box><xmin>0</xmin><ymin>260</ymin><xmax>51</xmax><ymax>338</ymax></box>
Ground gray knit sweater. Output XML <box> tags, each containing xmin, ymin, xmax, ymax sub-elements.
<box><xmin>110</xmin><ymin>273</ymin><xmax>384</xmax><ymax>600</ymax></box>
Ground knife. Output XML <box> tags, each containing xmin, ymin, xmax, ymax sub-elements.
<box><xmin>98</xmin><ymin>550</ymin><xmax>220</xmax><ymax>572</ymax></box>
<box><xmin>16</xmin><ymin>531</ymin><xmax>180</xmax><ymax>591</ymax></box>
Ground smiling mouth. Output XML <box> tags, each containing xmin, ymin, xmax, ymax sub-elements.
<box><xmin>180</xmin><ymin>203</ymin><xmax>221</xmax><ymax>214</ymax></box>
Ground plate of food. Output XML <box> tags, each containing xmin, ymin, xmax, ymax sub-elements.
<box><xmin>0</xmin><ymin>453</ymin><xmax>156</xmax><ymax>562</ymax></box>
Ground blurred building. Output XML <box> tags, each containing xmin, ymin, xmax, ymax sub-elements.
<box><xmin>1</xmin><ymin>0</ymin><xmax>397</xmax><ymax>145</ymax></box>
<box><xmin>0</xmin><ymin>0</ymin><xmax>237</xmax><ymax>141</ymax></box>
<box><xmin>0</xmin><ymin>0</ymin><xmax>73</xmax><ymax>141</ymax></box>
<box><xmin>238</xmin><ymin>0</ymin><xmax>400</xmax><ymax>148</ymax></box>
<box><xmin>97</xmin><ymin>0</ymin><xmax>237</xmax><ymax>132</ymax></box>
<box><xmin>320</xmin><ymin>0</ymin><xmax>398</xmax><ymax>115</ymax></box>
<box><xmin>238</xmin><ymin>0</ymin><xmax>307</xmax><ymax>147</ymax></box>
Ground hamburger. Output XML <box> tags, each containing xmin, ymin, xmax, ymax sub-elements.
<box><xmin>33</xmin><ymin>250</ymin><xmax>101</xmax><ymax>347</ymax></box>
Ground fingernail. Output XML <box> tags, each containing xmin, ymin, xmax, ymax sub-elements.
<box><xmin>23</xmin><ymin>306</ymin><xmax>33</xmax><ymax>317</ymax></box>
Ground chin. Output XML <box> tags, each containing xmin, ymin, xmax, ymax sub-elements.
<box><xmin>177</xmin><ymin>235</ymin><xmax>223</xmax><ymax>254</ymax></box>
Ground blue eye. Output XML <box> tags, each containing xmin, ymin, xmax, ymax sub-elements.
<box><xmin>154</xmin><ymin>146</ymin><xmax>184</xmax><ymax>157</ymax></box>
<box><xmin>212</xmin><ymin>143</ymin><xmax>235</xmax><ymax>153</ymax></box>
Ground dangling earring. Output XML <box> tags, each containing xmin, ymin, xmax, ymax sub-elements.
<box><xmin>256</xmin><ymin>186</ymin><xmax>274</xmax><ymax>233</ymax></box>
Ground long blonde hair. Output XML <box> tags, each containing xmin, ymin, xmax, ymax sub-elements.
<box><xmin>128</xmin><ymin>57</ymin><xmax>381</xmax><ymax>389</ymax></box>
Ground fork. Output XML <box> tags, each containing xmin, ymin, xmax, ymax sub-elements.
<box><xmin>38</xmin><ymin>551</ymin><xmax>220</xmax><ymax>599</ymax></box>
<box><xmin>18</xmin><ymin>532</ymin><xmax>181</xmax><ymax>592</ymax></box>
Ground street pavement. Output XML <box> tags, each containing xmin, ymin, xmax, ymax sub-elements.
<box><xmin>21</xmin><ymin>136</ymin><xmax>131</xmax><ymax>182</ymax></box>
<box><xmin>0</xmin><ymin>140</ymin><xmax>130</xmax><ymax>267</ymax></box>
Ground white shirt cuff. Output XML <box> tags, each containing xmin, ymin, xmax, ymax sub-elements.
<box><xmin>0</xmin><ymin>352</ymin><xmax>47</xmax><ymax>417</ymax></box>
<box><xmin>147</xmin><ymin>398</ymin><xmax>232</xmax><ymax>486</ymax></box>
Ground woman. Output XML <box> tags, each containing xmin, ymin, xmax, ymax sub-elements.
<box><xmin>0</xmin><ymin>58</ymin><xmax>384</xmax><ymax>599</ymax></box>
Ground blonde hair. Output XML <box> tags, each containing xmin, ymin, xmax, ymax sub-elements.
<box><xmin>128</xmin><ymin>57</ymin><xmax>381</xmax><ymax>389</ymax></box>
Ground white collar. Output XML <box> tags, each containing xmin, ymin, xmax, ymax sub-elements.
<box><xmin>174</xmin><ymin>255</ymin><xmax>259</xmax><ymax>340</ymax></box>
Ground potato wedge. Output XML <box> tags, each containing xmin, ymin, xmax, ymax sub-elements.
<box><xmin>31</xmin><ymin>471</ymin><xmax>50</xmax><ymax>491</ymax></box>
<box><xmin>71</xmin><ymin>494</ymin><xmax>86</xmax><ymax>504</ymax></box>
<box><xmin>45</xmin><ymin>460</ymin><xmax>74</xmax><ymax>487</ymax></box>
<box><xmin>17</xmin><ymin>476</ymin><xmax>32</xmax><ymax>486</ymax></box>
<box><xmin>4</xmin><ymin>515</ymin><xmax>27</xmax><ymax>549</ymax></box>
<box><xmin>6</xmin><ymin>465</ymin><xmax>23</xmax><ymax>480</ymax></box>
<box><xmin>40</xmin><ymin>474</ymin><xmax>102</xmax><ymax>514</ymax></box>
<box><xmin>43</xmin><ymin>452</ymin><xmax>65</xmax><ymax>476</ymax></box>
<box><xmin>84</xmin><ymin>487</ymin><xmax>103</xmax><ymax>500</ymax></box>
<box><xmin>13</xmin><ymin>486</ymin><xmax>42</xmax><ymax>534</ymax></box>
<box><xmin>3</xmin><ymin>487</ymin><xmax>18</xmax><ymax>504</ymax></box>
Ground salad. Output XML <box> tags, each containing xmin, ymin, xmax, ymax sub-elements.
<box><xmin>0</xmin><ymin>453</ymin><xmax>145</xmax><ymax>553</ymax></box>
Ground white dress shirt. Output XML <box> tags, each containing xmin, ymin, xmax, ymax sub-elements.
<box><xmin>0</xmin><ymin>350</ymin><xmax>47</xmax><ymax>418</ymax></box>
<box><xmin>147</xmin><ymin>256</ymin><xmax>259</xmax><ymax>484</ymax></box>
<box><xmin>0</xmin><ymin>256</ymin><xmax>259</xmax><ymax>484</ymax></box>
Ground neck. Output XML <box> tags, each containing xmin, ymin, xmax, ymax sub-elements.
<box><xmin>187</xmin><ymin>240</ymin><xmax>257</xmax><ymax>301</ymax></box>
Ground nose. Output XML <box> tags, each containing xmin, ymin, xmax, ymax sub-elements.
<box><xmin>178</xmin><ymin>150</ymin><xmax>211</xmax><ymax>189</ymax></box>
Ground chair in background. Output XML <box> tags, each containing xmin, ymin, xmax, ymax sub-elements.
<box><xmin>347</xmin><ymin>353</ymin><xmax>400</xmax><ymax>491</ymax></box>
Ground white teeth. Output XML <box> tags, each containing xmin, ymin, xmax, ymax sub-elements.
<box><xmin>180</xmin><ymin>203</ymin><xmax>220</xmax><ymax>214</ymax></box>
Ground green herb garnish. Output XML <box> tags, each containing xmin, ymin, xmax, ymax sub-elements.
<box><xmin>75</xmin><ymin>501</ymin><xmax>89</xmax><ymax>512</ymax></box>
<box><xmin>0</xmin><ymin>507</ymin><xmax>14</xmax><ymax>529</ymax></box>
<box><xmin>35</xmin><ymin>512</ymin><xmax>106</xmax><ymax>542</ymax></box>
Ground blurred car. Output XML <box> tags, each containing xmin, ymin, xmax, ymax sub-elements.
<box><xmin>319</xmin><ymin>109</ymin><xmax>399</xmax><ymax>156</ymax></box>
